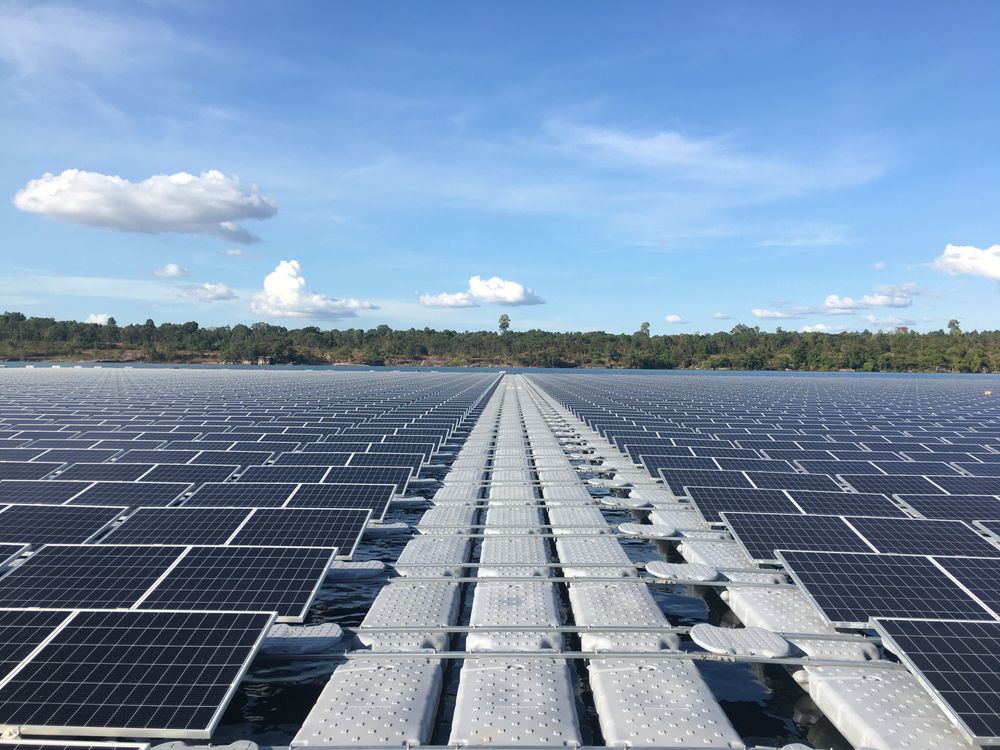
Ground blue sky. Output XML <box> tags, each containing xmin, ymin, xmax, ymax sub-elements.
<box><xmin>1</xmin><ymin>1</ymin><xmax>999</xmax><ymax>333</ymax></box>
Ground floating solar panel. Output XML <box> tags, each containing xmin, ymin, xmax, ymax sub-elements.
<box><xmin>0</xmin><ymin>545</ymin><xmax>182</xmax><ymax>608</ymax></box>
<box><xmin>286</xmin><ymin>483</ymin><xmax>395</xmax><ymax>518</ymax></box>
<box><xmin>659</xmin><ymin>468</ymin><xmax>752</xmax><ymax>495</ymax></box>
<box><xmin>722</xmin><ymin>512</ymin><xmax>875</xmax><ymax>562</ymax></box>
<box><xmin>0</xmin><ymin>544</ymin><xmax>27</xmax><ymax>566</ymax></box>
<box><xmin>0</xmin><ymin>610</ymin><xmax>73</xmax><ymax>674</ymax></box>
<box><xmin>640</xmin><ymin>455</ymin><xmax>719</xmax><ymax>472</ymax></box>
<box><xmin>56</xmin><ymin>463</ymin><xmax>154</xmax><ymax>482</ymax></box>
<box><xmin>101</xmin><ymin>507</ymin><xmax>252</xmax><ymax>545</ymax></box>
<box><xmin>34</xmin><ymin>449</ymin><xmax>120</xmax><ymax>464</ymax></box>
<box><xmin>0</xmin><ymin>480</ymin><xmax>92</xmax><ymax>504</ymax></box>
<box><xmin>186</xmin><ymin>482</ymin><xmax>298</xmax><ymax>506</ymax></box>
<box><xmin>231</xmin><ymin>507</ymin><xmax>370</xmax><ymax>555</ymax></box>
<box><xmin>140</xmin><ymin>464</ymin><xmax>239</xmax><ymax>484</ymax></box>
<box><xmin>846</xmin><ymin>516</ymin><xmax>1000</xmax><ymax>557</ymax></box>
<box><xmin>930</xmin><ymin>475</ymin><xmax>1000</xmax><ymax>494</ymax></box>
<box><xmin>67</xmin><ymin>481</ymin><xmax>191</xmax><ymax>507</ymax></box>
<box><xmin>784</xmin><ymin>490</ymin><xmax>908</xmax><ymax>518</ymax></box>
<box><xmin>237</xmin><ymin>465</ymin><xmax>329</xmax><ymax>484</ymax></box>
<box><xmin>716</xmin><ymin>457</ymin><xmax>794</xmax><ymax>473</ymax></box>
<box><xmin>0</xmin><ymin>462</ymin><xmax>63</xmax><ymax>480</ymax></box>
<box><xmin>899</xmin><ymin>494</ymin><xmax>1000</xmax><ymax>521</ymax></box>
<box><xmin>348</xmin><ymin>452</ymin><xmax>423</xmax><ymax>474</ymax></box>
<box><xmin>776</xmin><ymin>550</ymin><xmax>993</xmax><ymax>627</ymax></box>
<box><xmin>0</xmin><ymin>504</ymin><xmax>125</xmax><ymax>545</ymax></box>
<box><xmin>321</xmin><ymin>466</ymin><xmax>411</xmax><ymax>495</ymax></box>
<box><xmin>138</xmin><ymin>546</ymin><xmax>336</xmax><ymax>622</ymax></box>
<box><xmin>686</xmin><ymin>486</ymin><xmax>798</xmax><ymax>523</ymax></box>
<box><xmin>747</xmin><ymin>471</ymin><xmax>843</xmax><ymax>492</ymax></box>
<box><xmin>873</xmin><ymin>460</ymin><xmax>963</xmax><ymax>476</ymax></box>
<box><xmin>115</xmin><ymin>449</ymin><xmax>199</xmax><ymax>464</ymax></box>
<box><xmin>273</xmin><ymin>452</ymin><xmax>353</xmax><ymax>466</ymax></box>
<box><xmin>874</xmin><ymin>618</ymin><xmax>1000</xmax><ymax>745</ymax></box>
<box><xmin>190</xmin><ymin>450</ymin><xmax>273</xmax><ymax>466</ymax></box>
<box><xmin>0</xmin><ymin>609</ymin><xmax>274</xmax><ymax>738</ymax></box>
<box><xmin>0</xmin><ymin>449</ymin><xmax>46</xmax><ymax>461</ymax></box>
<box><xmin>796</xmin><ymin>460</ymin><xmax>882</xmax><ymax>476</ymax></box>
<box><xmin>839</xmin><ymin>474</ymin><xmax>946</xmax><ymax>495</ymax></box>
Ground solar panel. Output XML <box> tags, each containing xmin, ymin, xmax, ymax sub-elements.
<box><xmin>845</xmin><ymin>516</ymin><xmax>1000</xmax><ymax>557</ymax></box>
<box><xmin>0</xmin><ymin>480</ymin><xmax>92</xmax><ymax>504</ymax></box>
<box><xmin>115</xmin><ymin>449</ymin><xmax>199</xmax><ymax>464</ymax></box>
<box><xmin>273</xmin><ymin>452</ymin><xmax>353</xmax><ymax>466</ymax></box>
<box><xmin>796</xmin><ymin>460</ymin><xmax>882</xmax><ymax>476</ymax></box>
<box><xmin>35</xmin><ymin>449</ymin><xmax>120</xmax><ymax>464</ymax></box>
<box><xmin>873</xmin><ymin>460</ymin><xmax>963</xmax><ymax>476</ymax></box>
<box><xmin>716</xmin><ymin>457</ymin><xmax>794</xmax><ymax>472</ymax></box>
<box><xmin>776</xmin><ymin>550</ymin><xmax>994</xmax><ymax>627</ymax></box>
<box><xmin>874</xmin><ymin>618</ymin><xmax>1000</xmax><ymax>744</ymax></box>
<box><xmin>0</xmin><ymin>544</ymin><xmax>27</xmax><ymax>566</ymax></box>
<box><xmin>839</xmin><ymin>474</ymin><xmax>945</xmax><ymax>495</ymax></box>
<box><xmin>56</xmin><ymin>463</ymin><xmax>154</xmax><ymax>482</ymax></box>
<box><xmin>321</xmin><ymin>466</ymin><xmax>411</xmax><ymax>495</ymax></box>
<box><xmin>686</xmin><ymin>486</ymin><xmax>798</xmax><ymax>523</ymax></box>
<box><xmin>0</xmin><ymin>609</ymin><xmax>273</xmax><ymax>738</ymax></box>
<box><xmin>0</xmin><ymin>610</ymin><xmax>72</xmax><ymax>674</ymax></box>
<box><xmin>0</xmin><ymin>504</ymin><xmax>125</xmax><ymax>545</ymax></box>
<box><xmin>347</xmin><ymin>452</ymin><xmax>422</xmax><ymax>474</ymax></box>
<box><xmin>659</xmin><ymin>468</ymin><xmax>752</xmax><ymax>495</ymax></box>
<box><xmin>930</xmin><ymin>475</ymin><xmax>1000</xmax><ymax>495</ymax></box>
<box><xmin>0</xmin><ymin>449</ymin><xmax>49</xmax><ymax>462</ymax></box>
<box><xmin>185</xmin><ymin>482</ymin><xmax>298</xmax><ymax>506</ymax></box>
<box><xmin>785</xmin><ymin>490</ymin><xmax>908</xmax><ymax>517</ymax></box>
<box><xmin>0</xmin><ymin>545</ymin><xmax>181</xmax><ymax>608</ymax></box>
<box><xmin>899</xmin><ymin>494</ymin><xmax>1000</xmax><ymax>521</ymax></box>
<box><xmin>0</xmin><ymin>462</ymin><xmax>63</xmax><ymax>480</ymax></box>
<box><xmin>237</xmin><ymin>465</ymin><xmax>329</xmax><ymax>484</ymax></box>
<box><xmin>67</xmin><ymin>481</ymin><xmax>191</xmax><ymax>507</ymax></box>
<box><xmin>287</xmin><ymin>483</ymin><xmax>396</xmax><ymax>518</ymax></box>
<box><xmin>191</xmin><ymin>450</ymin><xmax>273</xmax><ymax>466</ymax></box>
<box><xmin>747</xmin><ymin>471</ymin><xmax>842</xmax><ymax>492</ymax></box>
<box><xmin>640</xmin><ymin>455</ymin><xmax>719</xmax><ymax>472</ymax></box>
<box><xmin>140</xmin><ymin>464</ymin><xmax>239</xmax><ymax>484</ymax></box>
<box><xmin>138</xmin><ymin>546</ymin><xmax>336</xmax><ymax>622</ymax></box>
<box><xmin>231</xmin><ymin>507</ymin><xmax>370</xmax><ymax>556</ymax></box>
<box><xmin>722</xmin><ymin>512</ymin><xmax>874</xmax><ymax>562</ymax></box>
<box><xmin>101</xmin><ymin>507</ymin><xmax>252</xmax><ymax>545</ymax></box>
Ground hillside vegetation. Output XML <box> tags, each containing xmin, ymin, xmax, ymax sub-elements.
<box><xmin>1</xmin><ymin>311</ymin><xmax>998</xmax><ymax>372</ymax></box>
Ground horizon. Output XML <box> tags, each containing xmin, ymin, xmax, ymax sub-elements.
<box><xmin>2</xmin><ymin>2</ymin><xmax>999</xmax><ymax>335</ymax></box>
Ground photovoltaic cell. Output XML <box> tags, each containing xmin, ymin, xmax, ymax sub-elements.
<box><xmin>0</xmin><ymin>610</ymin><xmax>70</xmax><ymax>675</ymax></box>
<box><xmin>839</xmin><ymin>474</ymin><xmax>946</xmax><ymax>495</ymax></box>
<box><xmin>747</xmin><ymin>471</ymin><xmax>842</xmax><ymax>492</ymax></box>
<box><xmin>140</xmin><ymin>464</ymin><xmax>238</xmax><ymax>484</ymax></box>
<box><xmin>933</xmin><ymin>556</ymin><xmax>1000</xmax><ymax>617</ymax></box>
<box><xmin>321</xmin><ymin>466</ymin><xmax>411</xmax><ymax>494</ymax></box>
<box><xmin>56</xmin><ymin>463</ymin><xmax>154</xmax><ymax>482</ymax></box>
<box><xmin>231</xmin><ymin>507</ymin><xmax>371</xmax><ymax>556</ymax></box>
<box><xmin>101</xmin><ymin>507</ymin><xmax>251</xmax><ymax>545</ymax></box>
<box><xmin>846</xmin><ymin>516</ymin><xmax>1000</xmax><ymax>557</ymax></box>
<box><xmin>659</xmin><ymin>469</ymin><xmax>752</xmax><ymax>495</ymax></box>
<box><xmin>930</xmin><ymin>476</ymin><xmax>1000</xmax><ymax>495</ymax></box>
<box><xmin>785</xmin><ymin>490</ymin><xmax>908</xmax><ymax>517</ymax></box>
<box><xmin>185</xmin><ymin>482</ymin><xmax>298</xmax><ymax>506</ymax></box>
<box><xmin>899</xmin><ymin>494</ymin><xmax>1000</xmax><ymax>521</ymax></box>
<box><xmin>0</xmin><ymin>463</ymin><xmax>63</xmax><ymax>480</ymax></box>
<box><xmin>0</xmin><ymin>480</ymin><xmax>92</xmax><ymax>504</ymax></box>
<box><xmin>67</xmin><ymin>481</ymin><xmax>191</xmax><ymax>507</ymax></box>
<box><xmin>237</xmin><ymin>466</ymin><xmax>329</xmax><ymax>484</ymax></box>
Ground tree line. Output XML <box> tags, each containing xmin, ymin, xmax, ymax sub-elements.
<box><xmin>0</xmin><ymin>311</ymin><xmax>998</xmax><ymax>373</ymax></box>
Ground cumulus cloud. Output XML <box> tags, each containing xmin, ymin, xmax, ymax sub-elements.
<box><xmin>861</xmin><ymin>314</ymin><xmax>913</xmax><ymax>328</ymax></box>
<box><xmin>420</xmin><ymin>275</ymin><xmax>544</xmax><ymax>308</ymax></box>
<box><xmin>252</xmin><ymin>260</ymin><xmax>377</xmax><ymax>319</ymax></box>
<box><xmin>801</xmin><ymin>323</ymin><xmax>841</xmax><ymax>333</ymax></box>
<box><xmin>84</xmin><ymin>313</ymin><xmax>111</xmax><ymax>324</ymax></box>
<box><xmin>664</xmin><ymin>314</ymin><xmax>688</xmax><ymax>324</ymax></box>
<box><xmin>712</xmin><ymin>312</ymin><xmax>732</xmax><ymax>320</ymax></box>
<box><xmin>752</xmin><ymin>308</ymin><xmax>800</xmax><ymax>319</ymax></box>
<box><xmin>932</xmin><ymin>243</ymin><xmax>1000</xmax><ymax>282</ymax></box>
<box><xmin>871</xmin><ymin>260</ymin><xmax>886</xmax><ymax>270</ymax></box>
<box><xmin>823</xmin><ymin>284</ymin><xmax>916</xmax><ymax>313</ymax></box>
<box><xmin>468</xmin><ymin>275</ymin><xmax>544</xmax><ymax>305</ymax></box>
<box><xmin>13</xmin><ymin>169</ymin><xmax>277</xmax><ymax>243</ymax></box>
<box><xmin>155</xmin><ymin>263</ymin><xmax>190</xmax><ymax>278</ymax></box>
<box><xmin>183</xmin><ymin>282</ymin><xmax>237</xmax><ymax>302</ymax></box>
<box><xmin>419</xmin><ymin>291</ymin><xmax>478</xmax><ymax>308</ymax></box>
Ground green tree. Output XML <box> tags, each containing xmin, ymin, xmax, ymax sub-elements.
<box><xmin>948</xmin><ymin>319</ymin><xmax>962</xmax><ymax>336</ymax></box>
<box><xmin>639</xmin><ymin>322</ymin><xmax>650</xmax><ymax>337</ymax></box>
<box><xmin>498</xmin><ymin>314</ymin><xmax>510</xmax><ymax>334</ymax></box>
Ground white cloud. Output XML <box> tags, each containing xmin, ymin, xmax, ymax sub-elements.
<box><xmin>155</xmin><ymin>263</ymin><xmax>190</xmax><ymax>278</ymax></box>
<box><xmin>713</xmin><ymin>312</ymin><xmax>732</xmax><ymax>320</ymax></box>
<box><xmin>184</xmin><ymin>282</ymin><xmax>237</xmax><ymax>302</ymax></box>
<box><xmin>84</xmin><ymin>313</ymin><xmax>111</xmax><ymax>324</ymax></box>
<box><xmin>664</xmin><ymin>314</ymin><xmax>688</xmax><ymax>324</ymax></box>
<box><xmin>218</xmin><ymin>248</ymin><xmax>250</xmax><ymax>258</ymax></box>
<box><xmin>801</xmin><ymin>323</ymin><xmax>841</xmax><ymax>333</ymax></box>
<box><xmin>468</xmin><ymin>275</ymin><xmax>544</xmax><ymax>305</ymax></box>
<box><xmin>932</xmin><ymin>243</ymin><xmax>1000</xmax><ymax>282</ymax></box>
<box><xmin>13</xmin><ymin>169</ymin><xmax>277</xmax><ymax>243</ymax></box>
<box><xmin>419</xmin><ymin>291</ymin><xmax>478</xmax><ymax>308</ymax></box>
<box><xmin>871</xmin><ymin>260</ymin><xmax>886</xmax><ymax>270</ymax></box>
<box><xmin>824</xmin><ymin>284</ymin><xmax>915</xmax><ymax>313</ymax></box>
<box><xmin>752</xmin><ymin>308</ymin><xmax>800</xmax><ymax>319</ymax></box>
<box><xmin>251</xmin><ymin>260</ymin><xmax>377</xmax><ymax>319</ymax></box>
<box><xmin>421</xmin><ymin>275</ymin><xmax>544</xmax><ymax>308</ymax></box>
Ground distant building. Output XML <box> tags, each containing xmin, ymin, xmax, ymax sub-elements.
<box><xmin>894</xmin><ymin>326</ymin><xmax>910</xmax><ymax>334</ymax></box>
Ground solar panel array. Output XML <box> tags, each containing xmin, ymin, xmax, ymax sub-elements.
<box><xmin>0</xmin><ymin>367</ymin><xmax>498</xmax><ymax>740</ymax></box>
<box><xmin>529</xmin><ymin>371</ymin><xmax>1000</xmax><ymax>746</ymax></box>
